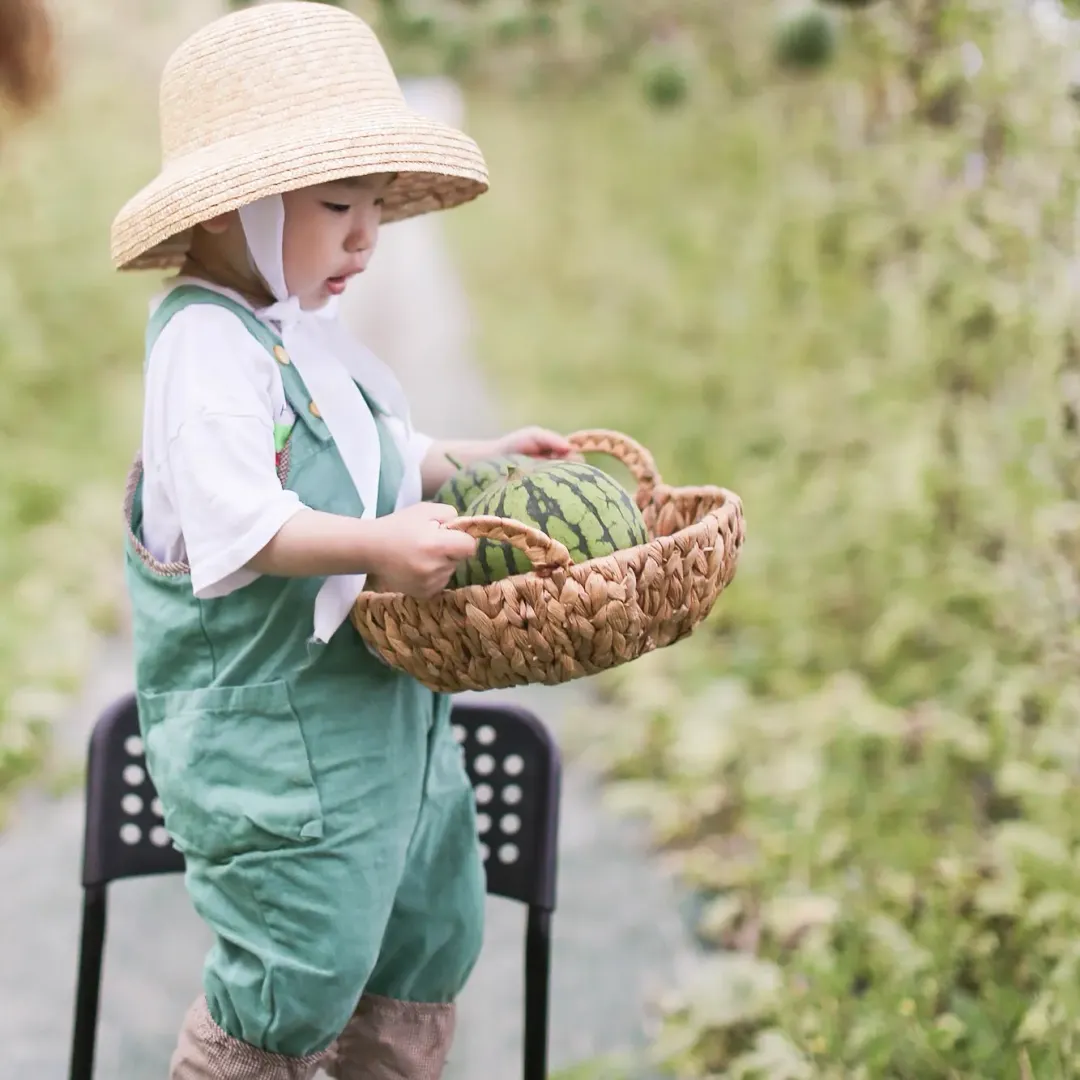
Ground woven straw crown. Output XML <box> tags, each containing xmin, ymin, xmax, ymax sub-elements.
<box><xmin>110</xmin><ymin>2</ymin><xmax>489</xmax><ymax>271</ymax></box>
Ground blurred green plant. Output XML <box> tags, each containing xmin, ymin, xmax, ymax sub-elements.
<box><xmin>773</xmin><ymin>4</ymin><xmax>838</xmax><ymax>73</ymax></box>
<box><xmin>550</xmin><ymin>1057</ymin><xmax>634</xmax><ymax>1080</ymax></box>
<box><xmin>449</xmin><ymin>0</ymin><xmax>1080</xmax><ymax>1074</ymax></box>
<box><xmin>227</xmin><ymin>0</ymin><xmax>723</xmax><ymax>106</ymax></box>
<box><xmin>0</xmin><ymin>0</ymin><xmax>213</xmax><ymax>807</ymax></box>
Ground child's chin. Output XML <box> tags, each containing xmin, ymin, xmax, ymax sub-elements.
<box><xmin>299</xmin><ymin>288</ymin><xmax>333</xmax><ymax>311</ymax></box>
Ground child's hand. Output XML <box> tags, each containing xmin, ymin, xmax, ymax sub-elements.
<box><xmin>366</xmin><ymin>503</ymin><xmax>478</xmax><ymax>597</ymax></box>
<box><xmin>494</xmin><ymin>426</ymin><xmax>574</xmax><ymax>460</ymax></box>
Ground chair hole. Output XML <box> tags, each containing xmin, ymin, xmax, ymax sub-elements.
<box><xmin>476</xmin><ymin>812</ymin><xmax>491</xmax><ymax>835</ymax></box>
<box><xmin>123</xmin><ymin>764</ymin><xmax>145</xmax><ymax>787</ymax></box>
<box><xmin>503</xmin><ymin>754</ymin><xmax>524</xmax><ymax>777</ymax></box>
<box><xmin>479</xmin><ymin>842</ymin><xmax>490</xmax><ymax>862</ymax></box>
<box><xmin>474</xmin><ymin>753</ymin><xmax>495</xmax><ymax>776</ymax></box>
<box><xmin>502</xmin><ymin>784</ymin><xmax>522</xmax><ymax>806</ymax></box>
<box><xmin>476</xmin><ymin>724</ymin><xmax>496</xmax><ymax>746</ymax></box>
<box><xmin>150</xmin><ymin>826</ymin><xmax>172</xmax><ymax>848</ymax></box>
<box><xmin>501</xmin><ymin>813</ymin><xmax>521</xmax><ymax>836</ymax></box>
<box><xmin>121</xmin><ymin>794</ymin><xmax>143</xmax><ymax>816</ymax></box>
<box><xmin>124</xmin><ymin>735</ymin><xmax>144</xmax><ymax>758</ymax></box>
<box><xmin>474</xmin><ymin>783</ymin><xmax>493</xmax><ymax>806</ymax></box>
<box><xmin>498</xmin><ymin>843</ymin><xmax>520</xmax><ymax>865</ymax></box>
<box><xmin>151</xmin><ymin>798</ymin><xmax>164</xmax><ymax>818</ymax></box>
<box><xmin>119</xmin><ymin>823</ymin><xmax>142</xmax><ymax>846</ymax></box>
<box><xmin>452</xmin><ymin>724</ymin><xmax>467</xmax><ymax>744</ymax></box>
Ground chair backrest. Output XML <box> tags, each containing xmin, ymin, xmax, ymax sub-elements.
<box><xmin>82</xmin><ymin>692</ymin><xmax>561</xmax><ymax>912</ymax></box>
<box><xmin>451</xmin><ymin>700</ymin><xmax>561</xmax><ymax>911</ymax></box>
<box><xmin>81</xmin><ymin>694</ymin><xmax>184</xmax><ymax>888</ymax></box>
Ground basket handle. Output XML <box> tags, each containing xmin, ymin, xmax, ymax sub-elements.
<box><xmin>446</xmin><ymin>514</ymin><xmax>575</xmax><ymax>573</ymax></box>
<box><xmin>567</xmin><ymin>428</ymin><xmax>662</xmax><ymax>504</ymax></box>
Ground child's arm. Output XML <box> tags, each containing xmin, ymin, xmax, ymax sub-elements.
<box><xmin>149</xmin><ymin>306</ymin><xmax>476</xmax><ymax>600</ymax></box>
<box><xmin>246</xmin><ymin>502</ymin><xmax>476</xmax><ymax>597</ymax></box>
<box><xmin>420</xmin><ymin>426</ymin><xmax>573</xmax><ymax>498</ymax></box>
<box><xmin>250</xmin><ymin>423</ymin><xmax>573</xmax><ymax>589</ymax></box>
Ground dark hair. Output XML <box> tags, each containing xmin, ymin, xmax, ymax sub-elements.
<box><xmin>0</xmin><ymin>0</ymin><xmax>55</xmax><ymax>116</ymax></box>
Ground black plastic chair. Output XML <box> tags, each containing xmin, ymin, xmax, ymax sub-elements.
<box><xmin>69</xmin><ymin>692</ymin><xmax>561</xmax><ymax>1080</ymax></box>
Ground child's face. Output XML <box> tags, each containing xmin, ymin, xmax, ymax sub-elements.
<box><xmin>281</xmin><ymin>173</ymin><xmax>393</xmax><ymax>310</ymax></box>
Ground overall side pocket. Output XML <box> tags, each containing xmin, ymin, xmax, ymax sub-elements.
<box><xmin>138</xmin><ymin>679</ymin><xmax>324</xmax><ymax>863</ymax></box>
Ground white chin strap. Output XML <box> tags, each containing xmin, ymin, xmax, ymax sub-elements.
<box><xmin>238</xmin><ymin>195</ymin><xmax>290</xmax><ymax>303</ymax></box>
<box><xmin>235</xmin><ymin>195</ymin><xmax>425</xmax><ymax>645</ymax></box>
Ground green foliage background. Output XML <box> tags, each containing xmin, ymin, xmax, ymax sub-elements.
<box><xmin>6</xmin><ymin>0</ymin><xmax>1080</xmax><ymax>1074</ymax></box>
<box><xmin>0</xmin><ymin>0</ymin><xmax>195</xmax><ymax>808</ymax></box>
<box><xmin>443</xmin><ymin>0</ymin><xmax>1080</xmax><ymax>1075</ymax></box>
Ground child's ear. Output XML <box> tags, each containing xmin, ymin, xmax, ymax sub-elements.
<box><xmin>198</xmin><ymin>212</ymin><xmax>235</xmax><ymax>235</ymax></box>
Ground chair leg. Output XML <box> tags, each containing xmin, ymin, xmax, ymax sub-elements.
<box><xmin>69</xmin><ymin>885</ymin><xmax>107</xmax><ymax>1080</ymax></box>
<box><xmin>523</xmin><ymin>906</ymin><xmax>552</xmax><ymax>1080</ymax></box>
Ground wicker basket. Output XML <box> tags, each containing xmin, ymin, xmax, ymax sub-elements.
<box><xmin>350</xmin><ymin>429</ymin><xmax>745</xmax><ymax>693</ymax></box>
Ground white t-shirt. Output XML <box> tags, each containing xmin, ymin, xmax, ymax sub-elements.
<box><xmin>139</xmin><ymin>280</ymin><xmax>421</xmax><ymax>601</ymax></box>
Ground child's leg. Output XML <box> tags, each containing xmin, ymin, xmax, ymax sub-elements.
<box><xmin>169</xmin><ymin>996</ymin><xmax>328</xmax><ymax>1080</ymax></box>
<box><xmin>325</xmin><ymin>696</ymin><xmax>486</xmax><ymax>1079</ymax></box>
<box><xmin>154</xmin><ymin>681</ymin><xmax>443</xmax><ymax>1078</ymax></box>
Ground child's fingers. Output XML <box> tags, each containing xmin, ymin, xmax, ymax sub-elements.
<box><xmin>437</xmin><ymin>529</ymin><xmax>478</xmax><ymax>560</ymax></box>
<box><xmin>421</xmin><ymin>502</ymin><xmax>459</xmax><ymax>523</ymax></box>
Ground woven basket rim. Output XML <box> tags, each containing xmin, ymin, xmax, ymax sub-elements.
<box><xmin>354</xmin><ymin>483</ymin><xmax>740</xmax><ymax>607</ymax></box>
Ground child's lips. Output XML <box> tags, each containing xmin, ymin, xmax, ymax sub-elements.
<box><xmin>325</xmin><ymin>269</ymin><xmax>359</xmax><ymax>295</ymax></box>
<box><xmin>326</xmin><ymin>278</ymin><xmax>347</xmax><ymax>295</ymax></box>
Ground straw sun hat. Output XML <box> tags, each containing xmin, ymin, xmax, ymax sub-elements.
<box><xmin>110</xmin><ymin>1</ymin><xmax>489</xmax><ymax>271</ymax></box>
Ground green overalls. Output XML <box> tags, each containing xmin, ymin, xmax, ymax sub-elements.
<box><xmin>123</xmin><ymin>286</ymin><xmax>485</xmax><ymax>1059</ymax></box>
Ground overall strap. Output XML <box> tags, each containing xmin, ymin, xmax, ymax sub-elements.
<box><xmin>144</xmin><ymin>284</ymin><xmax>318</xmax><ymax>429</ymax></box>
<box><xmin>145</xmin><ymin>284</ymin><xmax>283</xmax><ymax>358</ymax></box>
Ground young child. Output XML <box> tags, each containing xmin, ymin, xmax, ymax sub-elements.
<box><xmin>111</xmin><ymin>4</ymin><xmax>570</xmax><ymax>1077</ymax></box>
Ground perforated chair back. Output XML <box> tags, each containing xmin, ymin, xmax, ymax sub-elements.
<box><xmin>81</xmin><ymin>695</ymin><xmax>183</xmax><ymax>888</ymax></box>
<box><xmin>69</xmin><ymin>691</ymin><xmax>561</xmax><ymax>1080</ymax></box>
<box><xmin>451</xmin><ymin>701</ymin><xmax>559</xmax><ymax>911</ymax></box>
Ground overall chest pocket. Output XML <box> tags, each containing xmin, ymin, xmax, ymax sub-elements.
<box><xmin>138</xmin><ymin>680</ymin><xmax>324</xmax><ymax>864</ymax></box>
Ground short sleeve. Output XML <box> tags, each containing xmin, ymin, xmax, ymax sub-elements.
<box><xmin>409</xmin><ymin>428</ymin><xmax>435</xmax><ymax>468</ymax></box>
<box><xmin>141</xmin><ymin>303</ymin><xmax>305</xmax><ymax>597</ymax></box>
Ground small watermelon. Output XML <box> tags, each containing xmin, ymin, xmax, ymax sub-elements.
<box><xmin>434</xmin><ymin>453</ymin><xmax>537</xmax><ymax>514</ymax></box>
<box><xmin>455</xmin><ymin>460</ymin><xmax>649</xmax><ymax>586</ymax></box>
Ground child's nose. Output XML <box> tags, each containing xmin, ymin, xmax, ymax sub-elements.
<box><xmin>346</xmin><ymin>208</ymin><xmax>378</xmax><ymax>252</ymax></box>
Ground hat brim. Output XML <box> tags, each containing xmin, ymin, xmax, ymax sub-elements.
<box><xmin>110</xmin><ymin>107</ymin><xmax>489</xmax><ymax>270</ymax></box>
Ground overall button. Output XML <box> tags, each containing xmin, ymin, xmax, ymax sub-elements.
<box><xmin>309</xmin><ymin>401</ymin><xmax>321</xmax><ymax>419</ymax></box>
<box><xmin>273</xmin><ymin>345</ymin><xmax>291</xmax><ymax>366</ymax></box>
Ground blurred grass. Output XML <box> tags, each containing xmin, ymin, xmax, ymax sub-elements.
<box><xmin>0</xmin><ymin>0</ymin><xmax>219</xmax><ymax>803</ymax></box>
<box><xmin>447</xmin><ymin>77</ymin><xmax>901</xmax><ymax>697</ymax></box>
<box><xmin>449</xmin><ymin>9</ymin><xmax>1080</xmax><ymax>1073</ymax></box>
<box><xmin>447</xmin><ymin>84</ymin><xmax>743</xmax><ymax>485</ymax></box>
<box><xmin>448</xmin><ymin>58</ymin><xmax>1080</xmax><ymax>709</ymax></box>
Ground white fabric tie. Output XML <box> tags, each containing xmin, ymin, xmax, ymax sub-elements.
<box><xmin>238</xmin><ymin>196</ymin><xmax>426</xmax><ymax>643</ymax></box>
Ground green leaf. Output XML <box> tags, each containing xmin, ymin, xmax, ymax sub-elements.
<box><xmin>992</xmin><ymin>821</ymin><xmax>1072</xmax><ymax>870</ymax></box>
<box><xmin>761</xmin><ymin>893</ymin><xmax>840</xmax><ymax>949</ymax></box>
<box><xmin>729</xmin><ymin>1029</ymin><xmax>813</xmax><ymax>1080</ymax></box>
<box><xmin>680</xmin><ymin>953</ymin><xmax>784</xmax><ymax>1031</ymax></box>
<box><xmin>698</xmin><ymin>894</ymin><xmax>745</xmax><ymax>945</ymax></box>
<box><xmin>866</xmin><ymin>915</ymin><xmax>933</xmax><ymax>976</ymax></box>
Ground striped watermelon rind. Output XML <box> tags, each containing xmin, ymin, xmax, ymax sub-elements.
<box><xmin>433</xmin><ymin>453</ymin><xmax>538</xmax><ymax>513</ymax></box>
<box><xmin>454</xmin><ymin>460</ymin><xmax>649</xmax><ymax>587</ymax></box>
